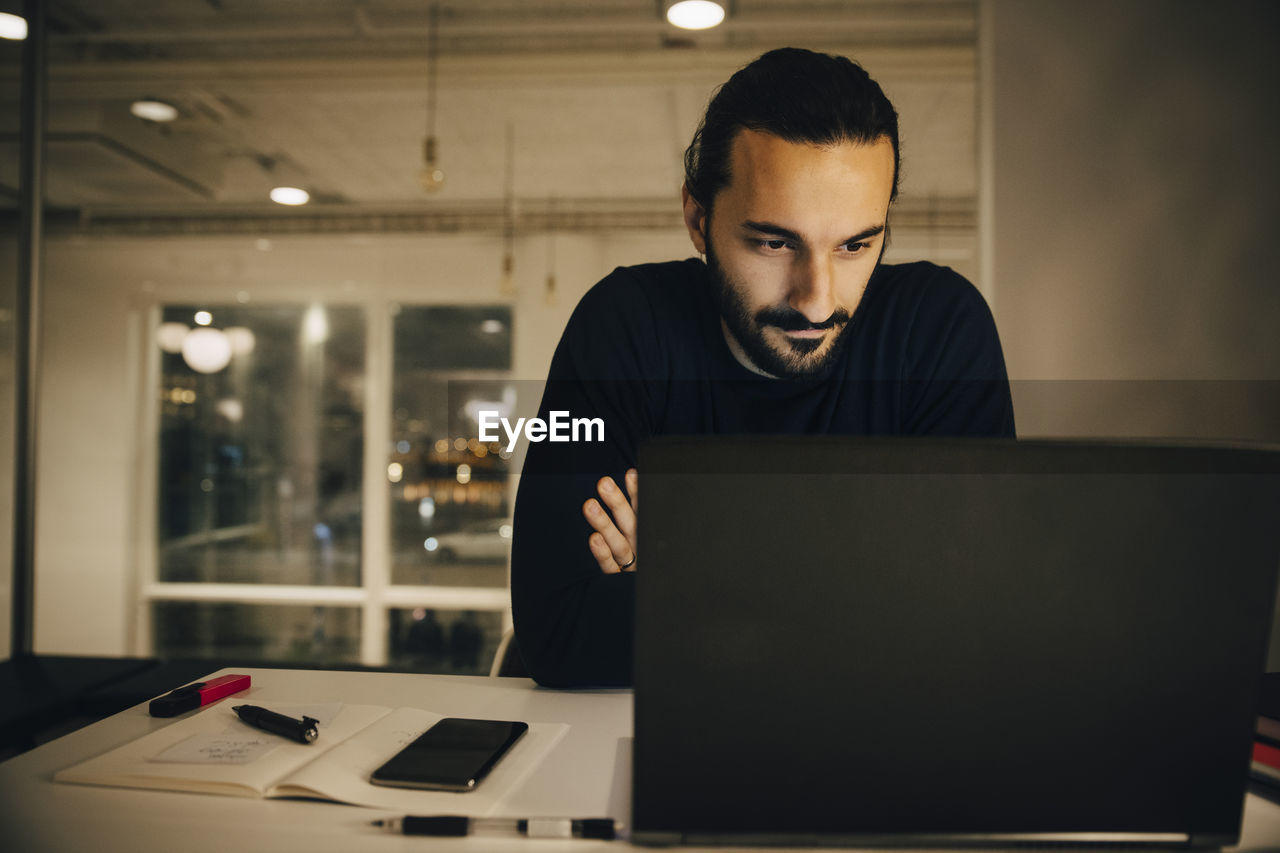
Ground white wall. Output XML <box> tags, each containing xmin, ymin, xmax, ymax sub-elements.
<box><xmin>984</xmin><ymin>0</ymin><xmax>1280</xmax><ymax>667</ymax></box>
<box><xmin>986</xmin><ymin>0</ymin><xmax>1280</xmax><ymax>435</ymax></box>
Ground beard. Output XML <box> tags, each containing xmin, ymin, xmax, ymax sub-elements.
<box><xmin>705</xmin><ymin>239</ymin><xmax>855</xmax><ymax>380</ymax></box>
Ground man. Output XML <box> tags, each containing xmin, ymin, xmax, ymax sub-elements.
<box><xmin>510</xmin><ymin>48</ymin><xmax>1014</xmax><ymax>688</ymax></box>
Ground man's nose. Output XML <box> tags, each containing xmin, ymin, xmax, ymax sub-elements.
<box><xmin>788</xmin><ymin>253</ymin><xmax>837</xmax><ymax>324</ymax></box>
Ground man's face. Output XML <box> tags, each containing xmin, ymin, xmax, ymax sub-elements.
<box><xmin>683</xmin><ymin>129</ymin><xmax>896</xmax><ymax>378</ymax></box>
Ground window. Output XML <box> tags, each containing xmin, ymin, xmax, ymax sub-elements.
<box><xmin>144</xmin><ymin>302</ymin><xmax>513</xmax><ymax>672</ymax></box>
<box><xmin>386</xmin><ymin>306</ymin><xmax>515</xmax><ymax>670</ymax></box>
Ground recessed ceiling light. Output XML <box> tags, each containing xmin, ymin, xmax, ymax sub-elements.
<box><xmin>666</xmin><ymin>1</ymin><xmax>725</xmax><ymax>30</ymax></box>
<box><xmin>270</xmin><ymin>186</ymin><xmax>310</xmax><ymax>206</ymax></box>
<box><xmin>0</xmin><ymin>13</ymin><xmax>27</xmax><ymax>41</ymax></box>
<box><xmin>130</xmin><ymin>99</ymin><xmax>179</xmax><ymax>122</ymax></box>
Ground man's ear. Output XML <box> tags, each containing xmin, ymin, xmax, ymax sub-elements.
<box><xmin>681</xmin><ymin>183</ymin><xmax>709</xmax><ymax>255</ymax></box>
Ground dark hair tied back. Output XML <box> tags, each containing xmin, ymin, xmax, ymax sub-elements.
<box><xmin>684</xmin><ymin>47</ymin><xmax>900</xmax><ymax>211</ymax></box>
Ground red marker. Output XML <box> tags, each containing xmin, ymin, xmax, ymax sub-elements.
<box><xmin>149</xmin><ymin>673</ymin><xmax>251</xmax><ymax>717</ymax></box>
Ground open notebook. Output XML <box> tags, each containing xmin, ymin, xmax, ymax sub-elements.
<box><xmin>55</xmin><ymin>696</ymin><xmax>566</xmax><ymax>812</ymax></box>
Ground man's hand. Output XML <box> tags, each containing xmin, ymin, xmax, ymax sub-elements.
<box><xmin>582</xmin><ymin>468</ymin><xmax>639</xmax><ymax>573</ymax></box>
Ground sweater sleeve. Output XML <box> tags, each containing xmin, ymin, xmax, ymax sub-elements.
<box><xmin>900</xmin><ymin>267</ymin><xmax>1016</xmax><ymax>437</ymax></box>
<box><xmin>510</xmin><ymin>268</ymin><xmax>667</xmax><ymax>687</ymax></box>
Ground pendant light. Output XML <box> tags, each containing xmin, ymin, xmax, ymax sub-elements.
<box><xmin>499</xmin><ymin>121</ymin><xmax>516</xmax><ymax>296</ymax></box>
<box><xmin>417</xmin><ymin>4</ymin><xmax>445</xmax><ymax>193</ymax></box>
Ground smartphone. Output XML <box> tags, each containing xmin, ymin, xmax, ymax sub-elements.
<box><xmin>369</xmin><ymin>718</ymin><xmax>528</xmax><ymax>792</ymax></box>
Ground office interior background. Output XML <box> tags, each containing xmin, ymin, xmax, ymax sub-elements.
<box><xmin>1</xmin><ymin>0</ymin><xmax>1278</xmax><ymax>674</ymax></box>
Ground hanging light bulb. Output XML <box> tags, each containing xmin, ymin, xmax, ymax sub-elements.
<box><xmin>545</xmin><ymin>196</ymin><xmax>558</xmax><ymax>307</ymax></box>
<box><xmin>544</xmin><ymin>269</ymin><xmax>557</xmax><ymax>306</ymax></box>
<box><xmin>182</xmin><ymin>327</ymin><xmax>233</xmax><ymax>374</ymax></box>
<box><xmin>499</xmin><ymin>253</ymin><xmax>516</xmax><ymax>297</ymax></box>
<box><xmin>418</xmin><ymin>136</ymin><xmax>445</xmax><ymax>193</ymax></box>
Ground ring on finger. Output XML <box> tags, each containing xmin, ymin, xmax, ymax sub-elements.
<box><xmin>617</xmin><ymin>554</ymin><xmax>636</xmax><ymax>570</ymax></box>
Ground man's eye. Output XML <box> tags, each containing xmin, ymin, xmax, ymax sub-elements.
<box><xmin>758</xmin><ymin>239</ymin><xmax>791</xmax><ymax>251</ymax></box>
<box><xmin>843</xmin><ymin>241</ymin><xmax>869</xmax><ymax>254</ymax></box>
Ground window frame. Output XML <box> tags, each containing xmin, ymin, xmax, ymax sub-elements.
<box><xmin>133</xmin><ymin>297</ymin><xmax>512</xmax><ymax>668</ymax></box>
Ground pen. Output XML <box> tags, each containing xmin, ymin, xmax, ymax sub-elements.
<box><xmin>371</xmin><ymin>816</ymin><xmax>618</xmax><ymax>840</ymax></box>
<box><xmin>232</xmin><ymin>704</ymin><xmax>319</xmax><ymax>744</ymax></box>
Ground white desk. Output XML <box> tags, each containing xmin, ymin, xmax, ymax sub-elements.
<box><xmin>2</xmin><ymin>667</ymin><xmax>1279</xmax><ymax>852</ymax></box>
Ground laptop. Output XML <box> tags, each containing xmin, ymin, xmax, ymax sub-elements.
<box><xmin>632</xmin><ymin>437</ymin><xmax>1280</xmax><ymax>848</ymax></box>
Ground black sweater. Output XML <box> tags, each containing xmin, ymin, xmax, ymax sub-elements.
<box><xmin>510</xmin><ymin>258</ymin><xmax>1015</xmax><ymax>687</ymax></box>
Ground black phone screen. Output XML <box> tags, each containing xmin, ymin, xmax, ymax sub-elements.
<box><xmin>369</xmin><ymin>718</ymin><xmax>528</xmax><ymax>791</ymax></box>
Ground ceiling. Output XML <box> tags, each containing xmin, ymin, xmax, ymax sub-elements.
<box><xmin>0</xmin><ymin>0</ymin><xmax>979</xmax><ymax>235</ymax></box>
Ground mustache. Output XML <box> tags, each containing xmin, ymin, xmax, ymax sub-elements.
<box><xmin>754</xmin><ymin>306</ymin><xmax>852</xmax><ymax>332</ymax></box>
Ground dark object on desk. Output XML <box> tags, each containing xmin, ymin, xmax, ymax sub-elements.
<box><xmin>232</xmin><ymin>704</ymin><xmax>318</xmax><ymax>744</ymax></box>
<box><xmin>372</xmin><ymin>816</ymin><xmax>616</xmax><ymax>839</ymax></box>
<box><xmin>149</xmin><ymin>673</ymin><xmax>251</xmax><ymax>717</ymax></box>
<box><xmin>0</xmin><ymin>656</ymin><xmax>232</xmax><ymax>759</ymax></box>
<box><xmin>369</xmin><ymin>718</ymin><xmax>527</xmax><ymax>791</ymax></box>
<box><xmin>633</xmin><ymin>437</ymin><xmax>1280</xmax><ymax>849</ymax></box>
<box><xmin>0</xmin><ymin>655</ymin><xmax>157</xmax><ymax>756</ymax></box>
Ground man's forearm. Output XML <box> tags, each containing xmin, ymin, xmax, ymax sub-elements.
<box><xmin>511</xmin><ymin>569</ymin><xmax>635</xmax><ymax>688</ymax></box>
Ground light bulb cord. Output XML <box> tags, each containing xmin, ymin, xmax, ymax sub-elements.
<box><xmin>426</xmin><ymin>3</ymin><xmax>440</xmax><ymax>143</ymax></box>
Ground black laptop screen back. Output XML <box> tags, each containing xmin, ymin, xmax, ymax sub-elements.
<box><xmin>632</xmin><ymin>438</ymin><xmax>1280</xmax><ymax>845</ymax></box>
